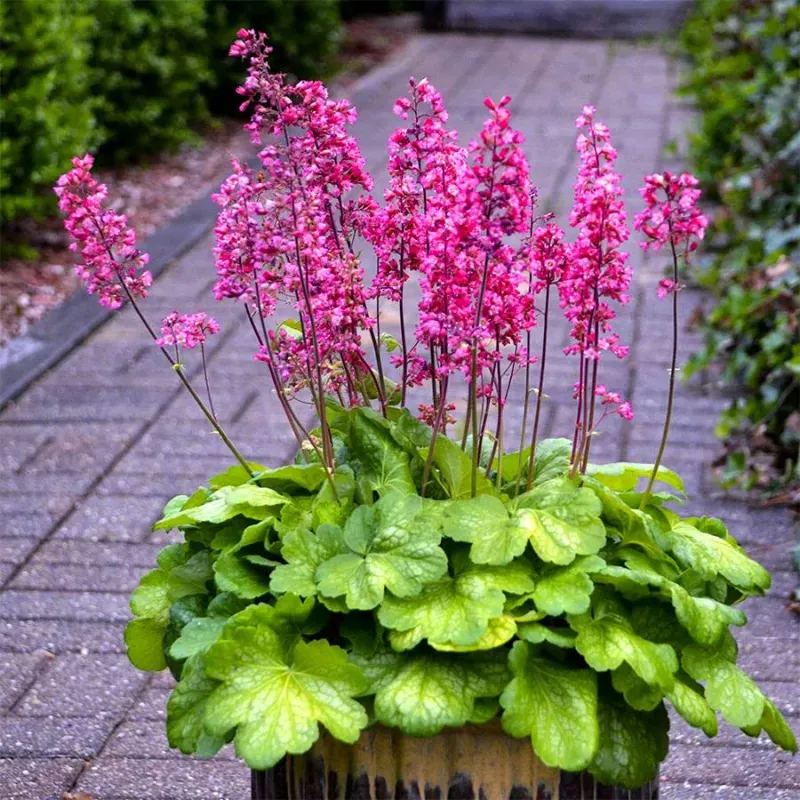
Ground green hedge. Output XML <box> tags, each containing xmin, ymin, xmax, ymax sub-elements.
<box><xmin>88</xmin><ymin>0</ymin><xmax>212</xmax><ymax>164</ymax></box>
<box><xmin>681</xmin><ymin>0</ymin><xmax>800</xmax><ymax>488</ymax></box>
<box><xmin>0</xmin><ymin>0</ymin><xmax>97</xmax><ymax>223</ymax></box>
<box><xmin>1</xmin><ymin>0</ymin><xmax>342</xmax><ymax>228</ymax></box>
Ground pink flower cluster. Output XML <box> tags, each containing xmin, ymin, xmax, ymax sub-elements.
<box><xmin>635</xmin><ymin>171</ymin><xmax>708</xmax><ymax>254</ymax></box>
<box><xmin>216</xmin><ymin>29</ymin><xmax>376</xmax><ymax>396</ymax></box>
<box><xmin>561</xmin><ymin>105</ymin><xmax>631</xmax><ymax>362</ymax></box>
<box><xmin>54</xmin><ymin>155</ymin><xmax>152</xmax><ymax>310</ymax></box>
<box><xmin>54</xmin><ymin>28</ymin><xmax>710</xmax><ymax>477</ymax></box>
<box><xmin>157</xmin><ymin>312</ymin><xmax>220</xmax><ymax>350</ymax></box>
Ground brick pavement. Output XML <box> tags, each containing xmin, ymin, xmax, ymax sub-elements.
<box><xmin>1</xmin><ymin>33</ymin><xmax>798</xmax><ymax>800</ymax></box>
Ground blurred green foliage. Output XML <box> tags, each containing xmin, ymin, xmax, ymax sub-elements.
<box><xmin>0</xmin><ymin>0</ymin><xmax>343</xmax><ymax>228</ymax></box>
<box><xmin>0</xmin><ymin>0</ymin><xmax>98</xmax><ymax>223</ymax></box>
<box><xmin>88</xmin><ymin>0</ymin><xmax>211</xmax><ymax>164</ymax></box>
<box><xmin>205</xmin><ymin>0</ymin><xmax>341</xmax><ymax>114</ymax></box>
<box><xmin>681</xmin><ymin>0</ymin><xmax>800</xmax><ymax>488</ymax></box>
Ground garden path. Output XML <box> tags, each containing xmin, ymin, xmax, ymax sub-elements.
<box><xmin>1</xmin><ymin>33</ymin><xmax>798</xmax><ymax>800</ymax></box>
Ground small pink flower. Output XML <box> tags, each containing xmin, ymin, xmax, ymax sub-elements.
<box><xmin>657</xmin><ymin>278</ymin><xmax>681</xmax><ymax>299</ymax></box>
<box><xmin>635</xmin><ymin>171</ymin><xmax>708</xmax><ymax>257</ymax></box>
<box><xmin>157</xmin><ymin>312</ymin><xmax>220</xmax><ymax>350</ymax></box>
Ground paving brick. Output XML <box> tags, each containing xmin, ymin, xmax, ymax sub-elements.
<box><xmin>661</xmin><ymin>786</ymin><xmax>800</xmax><ymax>800</ymax></box>
<box><xmin>1</xmin><ymin>538</ymin><xmax>40</xmax><ymax>564</ymax></box>
<box><xmin>23</xmin><ymin>423</ymin><xmax>138</xmax><ymax>473</ymax></box>
<box><xmin>0</xmin><ymin>715</ymin><xmax>115</xmax><ymax>757</ymax></box>
<box><xmin>0</xmin><ymin>620</ymin><xmax>125</xmax><ymax>654</ymax></box>
<box><xmin>0</xmin><ymin>757</ymin><xmax>83</xmax><ymax>800</ymax></box>
<box><xmin>54</xmin><ymin>495</ymin><xmax>167</xmax><ymax>543</ymax></box>
<box><xmin>127</xmin><ymin>685</ymin><xmax>171</xmax><ymax>723</ymax></box>
<box><xmin>75</xmin><ymin>757</ymin><xmax>252</xmax><ymax>799</ymax></box>
<box><xmin>5</xmin><ymin>512</ymin><xmax>58</xmax><ymax>540</ymax></box>
<box><xmin>15</xmin><ymin>654</ymin><xmax>146</xmax><ymax>718</ymax></box>
<box><xmin>0</xmin><ymin>591</ymin><xmax>131</xmax><ymax>623</ymax></box>
<box><xmin>34</xmin><ymin>539</ymin><xmax>162</xmax><ymax>567</ymax></box>
<box><xmin>10</xmin><ymin>563</ymin><xmax>139</xmax><ymax>593</ymax></box>
<box><xmin>661</xmin><ymin>744</ymin><xmax>800</xmax><ymax>788</ymax></box>
<box><xmin>0</xmin><ymin>652</ymin><xmax>49</xmax><ymax>711</ymax></box>
<box><xmin>105</xmin><ymin>720</ymin><xmax>237</xmax><ymax>761</ymax></box>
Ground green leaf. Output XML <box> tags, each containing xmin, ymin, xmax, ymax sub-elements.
<box><xmin>166</xmin><ymin>655</ymin><xmax>225</xmax><ymax>757</ymax></box>
<box><xmin>666</xmin><ymin>674</ymin><xmax>718</xmax><ymax>737</ymax></box>
<box><xmin>225</xmin><ymin>484</ymin><xmax>290</xmax><ymax>509</ymax></box>
<box><xmin>125</xmin><ymin>618</ymin><xmax>168</xmax><ymax>671</ymax></box>
<box><xmin>379</xmin><ymin>569</ymin><xmax>506</xmax><ymax>649</ymax></box>
<box><xmin>443</xmin><ymin>494</ymin><xmax>530</xmax><ymax>566</ymax></box>
<box><xmin>203</xmin><ymin>608</ymin><xmax>368</xmax><ymax>769</ymax></box>
<box><xmin>516</xmin><ymin>623</ymin><xmax>577</xmax><ymax>649</ymax></box>
<box><xmin>213</xmin><ymin>552</ymin><xmax>271</xmax><ymax>600</ymax></box>
<box><xmin>168</xmin><ymin>594</ymin><xmax>248</xmax><ymax>662</ymax></box>
<box><xmin>655</xmin><ymin>512</ymin><xmax>771</xmax><ymax>594</ymax></box>
<box><xmin>531</xmin><ymin>555</ymin><xmax>605</xmax><ymax>616</ymax></box>
<box><xmin>433</xmin><ymin>614</ymin><xmax>519</xmax><ymax>652</ymax></box>
<box><xmin>745</xmin><ymin>700</ymin><xmax>798</xmax><ymax>753</ymax></box>
<box><xmin>587</xmin><ymin>462</ymin><xmax>685</xmax><ymax>493</ymax></box>
<box><xmin>668</xmin><ymin>584</ymin><xmax>746</xmax><ymax>645</ymax></box>
<box><xmin>426</xmin><ymin>436</ymin><xmax>494</xmax><ymax>499</ymax></box>
<box><xmin>130</xmin><ymin>548</ymin><xmax>211</xmax><ymax>624</ymax></box>
<box><xmin>590</xmin><ymin>696</ymin><xmax>668</xmax><ymax>788</ymax></box>
<box><xmin>208</xmin><ymin>464</ymin><xmax>267</xmax><ymax>490</ymax></box>
<box><xmin>469</xmin><ymin>697</ymin><xmax>500</xmax><ymax>724</ymax></box>
<box><xmin>373</xmin><ymin>650</ymin><xmax>510</xmax><ymax>736</ymax></box>
<box><xmin>500</xmin><ymin>641</ymin><xmax>598</xmax><ymax>771</ymax></box>
<box><xmin>350</xmin><ymin>408</ymin><xmax>415</xmax><ymax>497</ymax></box>
<box><xmin>255</xmin><ymin>464</ymin><xmax>327</xmax><ymax>493</ymax></box>
<box><xmin>316</xmin><ymin>495</ymin><xmax>447</xmax><ymax>610</ymax></box>
<box><xmin>681</xmin><ymin>638</ymin><xmax>765</xmax><ymax>728</ymax></box>
<box><xmin>571</xmin><ymin>612</ymin><xmax>678</xmax><ymax>692</ymax></box>
<box><xmin>529</xmin><ymin>438</ymin><xmax>573</xmax><ymax>486</ymax></box>
<box><xmin>514</xmin><ymin>478</ymin><xmax>606</xmax><ymax>565</ymax></box>
<box><xmin>270</xmin><ymin>524</ymin><xmax>347</xmax><ymax>597</ymax></box>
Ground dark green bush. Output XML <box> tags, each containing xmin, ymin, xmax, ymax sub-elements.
<box><xmin>681</xmin><ymin>0</ymin><xmax>800</xmax><ymax>489</ymax></box>
<box><xmin>88</xmin><ymin>0</ymin><xmax>212</xmax><ymax>164</ymax></box>
<box><xmin>0</xmin><ymin>0</ymin><xmax>97</xmax><ymax>223</ymax></box>
<box><xmin>205</xmin><ymin>0</ymin><xmax>341</xmax><ymax>114</ymax></box>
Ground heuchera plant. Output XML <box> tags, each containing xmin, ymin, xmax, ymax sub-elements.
<box><xmin>56</xmin><ymin>30</ymin><xmax>796</xmax><ymax>788</ymax></box>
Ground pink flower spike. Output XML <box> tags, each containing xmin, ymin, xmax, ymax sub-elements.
<box><xmin>157</xmin><ymin>312</ymin><xmax>221</xmax><ymax>350</ymax></box>
<box><xmin>54</xmin><ymin>155</ymin><xmax>152</xmax><ymax>310</ymax></box>
<box><xmin>634</xmin><ymin>171</ymin><xmax>708</xmax><ymax>258</ymax></box>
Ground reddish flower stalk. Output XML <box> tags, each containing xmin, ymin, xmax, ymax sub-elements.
<box><xmin>635</xmin><ymin>172</ymin><xmax>708</xmax><ymax>503</ymax></box>
<box><xmin>560</xmin><ymin>106</ymin><xmax>633</xmax><ymax>474</ymax></box>
<box><xmin>55</xmin><ymin>156</ymin><xmax>253</xmax><ymax>476</ymax></box>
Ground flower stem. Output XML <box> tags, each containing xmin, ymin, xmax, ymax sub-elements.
<box><xmin>119</xmin><ymin>278</ymin><xmax>253</xmax><ymax>478</ymax></box>
<box><xmin>525</xmin><ymin>284</ymin><xmax>551</xmax><ymax>490</ymax></box>
<box><xmin>642</xmin><ymin>233</ymin><xmax>680</xmax><ymax>506</ymax></box>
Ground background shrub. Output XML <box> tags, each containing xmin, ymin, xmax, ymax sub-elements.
<box><xmin>87</xmin><ymin>0</ymin><xmax>212</xmax><ymax>164</ymax></box>
<box><xmin>0</xmin><ymin>0</ymin><xmax>97</xmax><ymax>223</ymax></box>
<box><xmin>681</xmin><ymin>0</ymin><xmax>800</xmax><ymax>488</ymax></box>
<box><xmin>205</xmin><ymin>0</ymin><xmax>342</xmax><ymax>114</ymax></box>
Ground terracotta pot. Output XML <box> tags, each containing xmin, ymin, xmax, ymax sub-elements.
<box><xmin>250</xmin><ymin>722</ymin><xmax>659</xmax><ymax>799</ymax></box>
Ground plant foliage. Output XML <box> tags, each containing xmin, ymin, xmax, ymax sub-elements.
<box><xmin>680</xmin><ymin>0</ymin><xmax>800</xmax><ymax>487</ymax></box>
<box><xmin>127</xmin><ymin>410</ymin><xmax>796</xmax><ymax>787</ymax></box>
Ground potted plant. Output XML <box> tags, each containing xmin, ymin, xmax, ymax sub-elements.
<box><xmin>55</xmin><ymin>29</ymin><xmax>796</xmax><ymax>799</ymax></box>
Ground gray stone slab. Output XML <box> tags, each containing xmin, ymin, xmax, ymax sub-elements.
<box><xmin>662</xmin><ymin>743</ymin><xmax>800</xmax><ymax>788</ymax></box>
<box><xmin>0</xmin><ymin>757</ymin><xmax>83</xmax><ymax>800</ymax></box>
<box><xmin>34</xmin><ymin>539</ymin><xmax>162</xmax><ymax>567</ymax></box>
<box><xmin>15</xmin><ymin>654</ymin><xmax>146</xmax><ymax>719</ymax></box>
<box><xmin>54</xmin><ymin>495</ymin><xmax>167</xmax><ymax>543</ymax></box>
<box><xmin>0</xmin><ymin>591</ymin><xmax>131</xmax><ymax>623</ymax></box>
<box><xmin>10</xmin><ymin>563</ymin><xmax>139</xmax><ymax>593</ymax></box>
<box><xmin>0</xmin><ymin>714</ymin><xmax>116</xmax><ymax>757</ymax></box>
<box><xmin>76</xmin><ymin>757</ymin><xmax>251</xmax><ymax>800</ymax></box>
<box><xmin>0</xmin><ymin>619</ymin><xmax>125</xmax><ymax>654</ymax></box>
<box><xmin>0</xmin><ymin>652</ymin><xmax>49</xmax><ymax>712</ymax></box>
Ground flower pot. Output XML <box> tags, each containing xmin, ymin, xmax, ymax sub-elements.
<box><xmin>250</xmin><ymin>722</ymin><xmax>659</xmax><ymax>799</ymax></box>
